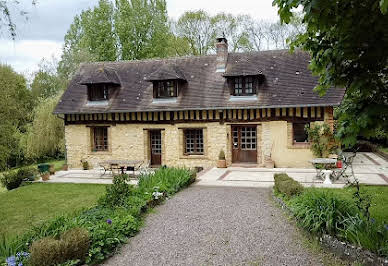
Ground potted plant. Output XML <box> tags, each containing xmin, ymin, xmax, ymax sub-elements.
<box><xmin>217</xmin><ymin>150</ymin><xmax>227</xmax><ymax>168</ymax></box>
<box><xmin>49</xmin><ymin>164</ymin><xmax>55</xmax><ymax>175</ymax></box>
<box><xmin>41</xmin><ymin>171</ymin><xmax>50</xmax><ymax>181</ymax></box>
<box><xmin>82</xmin><ymin>161</ymin><xmax>89</xmax><ymax>170</ymax></box>
<box><xmin>62</xmin><ymin>163</ymin><xmax>68</xmax><ymax>171</ymax></box>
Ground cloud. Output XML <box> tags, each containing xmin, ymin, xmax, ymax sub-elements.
<box><xmin>0</xmin><ymin>39</ymin><xmax>62</xmax><ymax>74</ymax></box>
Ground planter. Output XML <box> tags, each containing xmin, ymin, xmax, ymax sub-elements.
<box><xmin>264</xmin><ymin>159</ymin><xmax>275</xmax><ymax>168</ymax></box>
<box><xmin>216</xmin><ymin>159</ymin><xmax>227</xmax><ymax>168</ymax></box>
<box><xmin>41</xmin><ymin>172</ymin><xmax>50</xmax><ymax>181</ymax></box>
<box><xmin>62</xmin><ymin>164</ymin><xmax>69</xmax><ymax>171</ymax></box>
<box><xmin>49</xmin><ymin>165</ymin><xmax>55</xmax><ymax>175</ymax></box>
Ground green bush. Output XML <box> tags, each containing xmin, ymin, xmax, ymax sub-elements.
<box><xmin>29</xmin><ymin>237</ymin><xmax>65</xmax><ymax>266</ymax></box>
<box><xmin>338</xmin><ymin>215</ymin><xmax>388</xmax><ymax>256</ymax></box>
<box><xmin>98</xmin><ymin>174</ymin><xmax>134</xmax><ymax>208</ymax></box>
<box><xmin>138</xmin><ymin>167</ymin><xmax>195</xmax><ymax>195</ymax></box>
<box><xmin>274</xmin><ymin>173</ymin><xmax>304</xmax><ymax>197</ymax></box>
<box><xmin>17</xmin><ymin>167</ymin><xmax>38</xmax><ymax>181</ymax></box>
<box><xmin>61</xmin><ymin>227</ymin><xmax>90</xmax><ymax>261</ymax></box>
<box><xmin>0</xmin><ymin>171</ymin><xmax>23</xmax><ymax>190</ymax></box>
<box><xmin>289</xmin><ymin>189</ymin><xmax>358</xmax><ymax>235</ymax></box>
<box><xmin>29</xmin><ymin>227</ymin><xmax>89</xmax><ymax>266</ymax></box>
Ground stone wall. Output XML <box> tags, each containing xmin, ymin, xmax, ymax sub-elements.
<box><xmin>65</xmin><ymin>112</ymin><xmax>336</xmax><ymax>169</ymax></box>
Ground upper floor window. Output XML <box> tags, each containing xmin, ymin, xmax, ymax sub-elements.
<box><xmin>232</xmin><ymin>76</ymin><xmax>255</xmax><ymax>96</ymax></box>
<box><xmin>88</xmin><ymin>84</ymin><xmax>109</xmax><ymax>101</ymax></box>
<box><xmin>155</xmin><ymin>80</ymin><xmax>178</xmax><ymax>98</ymax></box>
<box><xmin>293</xmin><ymin>123</ymin><xmax>309</xmax><ymax>143</ymax></box>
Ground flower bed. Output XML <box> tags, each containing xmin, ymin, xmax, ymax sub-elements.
<box><xmin>273</xmin><ymin>173</ymin><xmax>388</xmax><ymax>264</ymax></box>
<box><xmin>1</xmin><ymin>167</ymin><xmax>196</xmax><ymax>266</ymax></box>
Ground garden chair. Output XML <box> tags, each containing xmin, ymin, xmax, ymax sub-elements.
<box><xmin>330</xmin><ymin>151</ymin><xmax>357</xmax><ymax>181</ymax></box>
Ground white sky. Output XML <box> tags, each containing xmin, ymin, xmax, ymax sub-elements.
<box><xmin>0</xmin><ymin>0</ymin><xmax>279</xmax><ymax>75</ymax></box>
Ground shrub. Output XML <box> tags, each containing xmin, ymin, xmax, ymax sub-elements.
<box><xmin>29</xmin><ymin>227</ymin><xmax>90</xmax><ymax>266</ymax></box>
<box><xmin>98</xmin><ymin>174</ymin><xmax>134</xmax><ymax>208</ymax></box>
<box><xmin>138</xmin><ymin>167</ymin><xmax>195</xmax><ymax>195</ymax></box>
<box><xmin>61</xmin><ymin>227</ymin><xmax>90</xmax><ymax>261</ymax></box>
<box><xmin>0</xmin><ymin>171</ymin><xmax>23</xmax><ymax>190</ymax></box>
<box><xmin>218</xmin><ymin>150</ymin><xmax>225</xmax><ymax>160</ymax></box>
<box><xmin>82</xmin><ymin>161</ymin><xmax>89</xmax><ymax>170</ymax></box>
<box><xmin>338</xmin><ymin>215</ymin><xmax>388</xmax><ymax>256</ymax></box>
<box><xmin>17</xmin><ymin>167</ymin><xmax>38</xmax><ymax>181</ymax></box>
<box><xmin>289</xmin><ymin>189</ymin><xmax>358</xmax><ymax>235</ymax></box>
<box><xmin>274</xmin><ymin>173</ymin><xmax>304</xmax><ymax>197</ymax></box>
<box><xmin>306</xmin><ymin>123</ymin><xmax>339</xmax><ymax>157</ymax></box>
<box><xmin>29</xmin><ymin>237</ymin><xmax>65</xmax><ymax>266</ymax></box>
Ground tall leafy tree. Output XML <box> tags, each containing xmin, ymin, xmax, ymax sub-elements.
<box><xmin>31</xmin><ymin>58</ymin><xmax>64</xmax><ymax>100</ymax></box>
<box><xmin>0</xmin><ymin>65</ymin><xmax>33</xmax><ymax>169</ymax></box>
<box><xmin>273</xmin><ymin>0</ymin><xmax>388</xmax><ymax>146</ymax></box>
<box><xmin>175</xmin><ymin>10</ymin><xmax>215</xmax><ymax>56</ymax></box>
<box><xmin>115</xmin><ymin>0</ymin><xmax>171</xmax><ymax>60</ymax></box>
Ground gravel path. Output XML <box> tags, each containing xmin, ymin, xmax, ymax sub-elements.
<box><xmin>104</xmin><ymin>186</ymin><xmax>324</xmax><ymax>266</ymax></box>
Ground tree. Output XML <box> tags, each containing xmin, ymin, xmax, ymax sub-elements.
<box><xmin>0</xmin><ymin>64</ymin><xmax>33</xmax><ymax>169</ymax></box>
<box><xmin>23</xmin><ymin>94</ymin><xmax>65</xmax><ymax>160</ymax></box>
<box><xmin>175</xmin><ymin>10</ymin><xmax>215</xmax><ymax>56</ymax></box>
<box><xmin>31</xmin><ymin>58</ymin><xmax>64</xmax><ymax>100</ymax></box>
<box><xmin>0</xmin><ymin>0</ymin><xmax>36</xmax><ymax>39</ymax></box>
<box><xmin>273</xmin><ymin>0</ymin><xmax>388</xmax><ymax>146</ymax></box>
<box><xmin>115</xmin><ymin>0</ymin><xmax>171</xmax><ymax>60</ymax></box>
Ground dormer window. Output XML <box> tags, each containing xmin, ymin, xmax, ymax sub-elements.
<box><xmin>88</xmin><ymin>84</ymin><xmax>109</xmax><ymax>101</ymax></box>
<box><xmin>232</xmin><ymin>76</ymin><xmax>255</xmax><ymax>96</ymax></box>
<box><xmin>154</xmin><ymin>80</ymin><xmax>178</xmax><ymax>98</ymax></box>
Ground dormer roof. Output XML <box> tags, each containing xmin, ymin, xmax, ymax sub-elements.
<box><xmin>145</xmin><ymin>63</ymin><xmax>186</xmax><ymax>81</ymax></box>
<box><xmin>79</xmin><ymin>65</ymin><xmax>120</xmax><ymax>85</ymax></box>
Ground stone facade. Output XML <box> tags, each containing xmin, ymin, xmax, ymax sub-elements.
<box><xmin>65</xmin><ymin>115</ymin><xmax>333</xmax><ymax>169</ymax></box>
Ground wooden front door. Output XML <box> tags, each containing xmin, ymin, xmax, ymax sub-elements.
<box><xmin>150</xmin><ymin>130</ymin><xmax>162</xmax><ymax>166</ymax></box>
<box><xmin>232</xmin><ymin>125</ymin><xmax>257</xmax><ymax>163</ymax></box>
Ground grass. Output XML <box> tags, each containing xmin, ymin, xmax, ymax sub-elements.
<box><xmin>378</xmin><ymin>146</ymin><xmax>388</xmax><ymax>154</ymax></box>
<box><xmin>306</xmin><ymin>185</ymin><xmax>388</xmax><ymax>224</ymax></box>
<box><xmin>0</xmin><ymin>183</ymin><xmax>106</xmax><ymax>237</ymax></box>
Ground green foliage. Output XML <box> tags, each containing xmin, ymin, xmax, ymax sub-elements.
<box><xmin>0</xmin><ymin>65</ymin><xmax>34</xmax><ymax>170</ymax></box>
<box><xmin>138</xmin><ymin>167</ymin><xmax>196</xmax><ymax>195</ymax></box>
<box><xmin>0</xmin><ymin>171</ymin><xmax>23</xmax><ymax>190</ymax></box>
<box><xmin>273</xmin><ymin>173</ymin><xmax>304</xmax><ymax>197</ymax></box>
<box><xmin>28</xmin><ymin>227</ymin><xmax>89</xmax><ymax>266</ymax></box>
<box><xmin>273</xmin><ymin>0</ymin><xmax>388</xmax><ymax>146</ymax></box>
<box><xmin>306</xmin><ymin>123</ymin><xmax>338</xmax><ymax>157</ymax></box>
<box><xmin>82</xmin><ymin>161</ymin><xmax>89</xmax><ymax>170</ymax></box>
<box><xmin>23</xmin><ymin>93</ymin><xmax>65</xmax><ymax>160</ymax></box>
<box><xmin>339</xmin><ymin>215</ymin><xmax>388</xmax><ymax>256</ymax></box>
<box><xmin>17</xmin><ymin>167</ymin><xmax>38</xmax><ymax>181</ymax></box>
<box><xmin>98</xmin><ymin>174</ymin><xmax>134</xmax><ymax>208</ymax></box>
<box><xmin>218</xmin><ymin>150</ymin><xmax>226</xmax><ymax>160</ymax></box>
<box><xmin>0</xmin><ymin>168</ymin><xmax>194</xmax><ymax>265</ymax></box>
<box><xmin>289</xmin><ymin>189</ymin><xmax>358</xmax><ymax>235</ymax></box>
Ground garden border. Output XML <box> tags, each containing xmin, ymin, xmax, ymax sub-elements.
<box><xmin>272</xmin><ymin>193</ymin><xmax>388</xmax><ymax>266</ymax></box>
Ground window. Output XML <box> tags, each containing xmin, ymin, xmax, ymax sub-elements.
<box><xmin>184</xmin><ymin>129</ymin><xmax>204</xmax><ymax>155</ymax></box>
<box><xmin>92</xmin><ymin>127</ymin><xmax>108</xmax><ymax>151</ymax></box>
<box><xmin>88</xmin><ymin>84</ymin><xmax>109</xmax><ymax>101</ymax></box>
<box><xmin>155</xmin><ymin>80</ymin><xmax>178</xmax><ymax>98</ymax></box>
<box><xmin>293</xmin><ymin>123</ymin><xmax>309</xmax><ymax>143</ymax></box>
<box><xmin>232</xmin><ymin>76</ymin><xmax>256</xmax><ymax>96</ymax></box>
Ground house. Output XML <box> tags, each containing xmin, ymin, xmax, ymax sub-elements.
<box><xmin>54</xmin><ymin>38</ymin><xmax>345</xmax><ymax>169</ymax></box>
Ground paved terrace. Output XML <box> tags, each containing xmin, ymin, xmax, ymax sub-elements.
<box><xmin>43</xmin><ymin>152</ymin><xmax>388</xmax><ymax>187</ymax></box>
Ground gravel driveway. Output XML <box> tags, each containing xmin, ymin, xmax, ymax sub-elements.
<box><xmin>104</xmin><ymin>186</ymin><xmax>324</xmax><ymax>266</ymax></box>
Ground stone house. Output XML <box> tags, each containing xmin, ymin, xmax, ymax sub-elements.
<box><xmin>54</xmin><ymin>38</ymin><xmax>345</xmax><ymax>169</ymax></box>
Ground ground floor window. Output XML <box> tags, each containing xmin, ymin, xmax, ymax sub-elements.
<box><xmin>184</xmin><ymin>129</ymin><xmax>204</xmax><ymax>155</ymax></box>
<box><xmin>293</xmin><ymin>123</ymin><xmax>309</xmax><ymax>143</ymax></box>
<box><xmin>91</xmin><ymin>127</ymin><xmax>108</xmax><ymax>151</ymax></box>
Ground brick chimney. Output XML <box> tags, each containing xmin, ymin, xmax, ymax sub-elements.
<box><xmin>215</xmin><ymin>37</ymin><xmax>228</xmax><ymax>73</ymax></box>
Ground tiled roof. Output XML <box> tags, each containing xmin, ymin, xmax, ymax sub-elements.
<box><xmin>146</xmin><ymin>63</ymin><xmax>186</xmax><ymax>81</ymax></box>
<box><xmin>54</xmin><ymin>49</ymin><xmax>345</xmax><ymax>114</ymax></box>
<box><xmin>79</xmin><ymin>66</ymin><xmax>120</xmax><ymax>85</ymax></box>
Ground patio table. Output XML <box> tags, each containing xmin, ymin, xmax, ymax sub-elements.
<box><xmin>100</xmin><ymin>160</ymin><xmax>144</xmax><ymax>175</ymax></box>
<box><xmin>310</xmin><ymin>158</ymin><xmax>337</xmax><ymax>184</ymax></box>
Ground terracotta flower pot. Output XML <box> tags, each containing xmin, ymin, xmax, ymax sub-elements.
<box><xmin>42</xmin><ymin>172</ymin><xmax>50</xmax><ymax>181</ymax></box>
<box><xmin>217</xmin><ymin>159</ymin><xmax>227</xmax><ymax>168</ymax></box>
<box><xmin>62</xmin><ymin>164</ymin><xmax>68</xmax><ymax>171</ymax></box>
<box><xmin>49</xmin><ymin>165</ymin><xmax>55</xmax><ymax>175</ymax></box>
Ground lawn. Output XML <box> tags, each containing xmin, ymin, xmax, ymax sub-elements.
<box><xmin>0</xmin><ymin>183</ymin><xmax>106</xmax><ymax>237</ymax></box>
<box><xmin>309</xmin><ymin>185</ymin><xmax>388</xmax><ymax>223</ymax></box>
